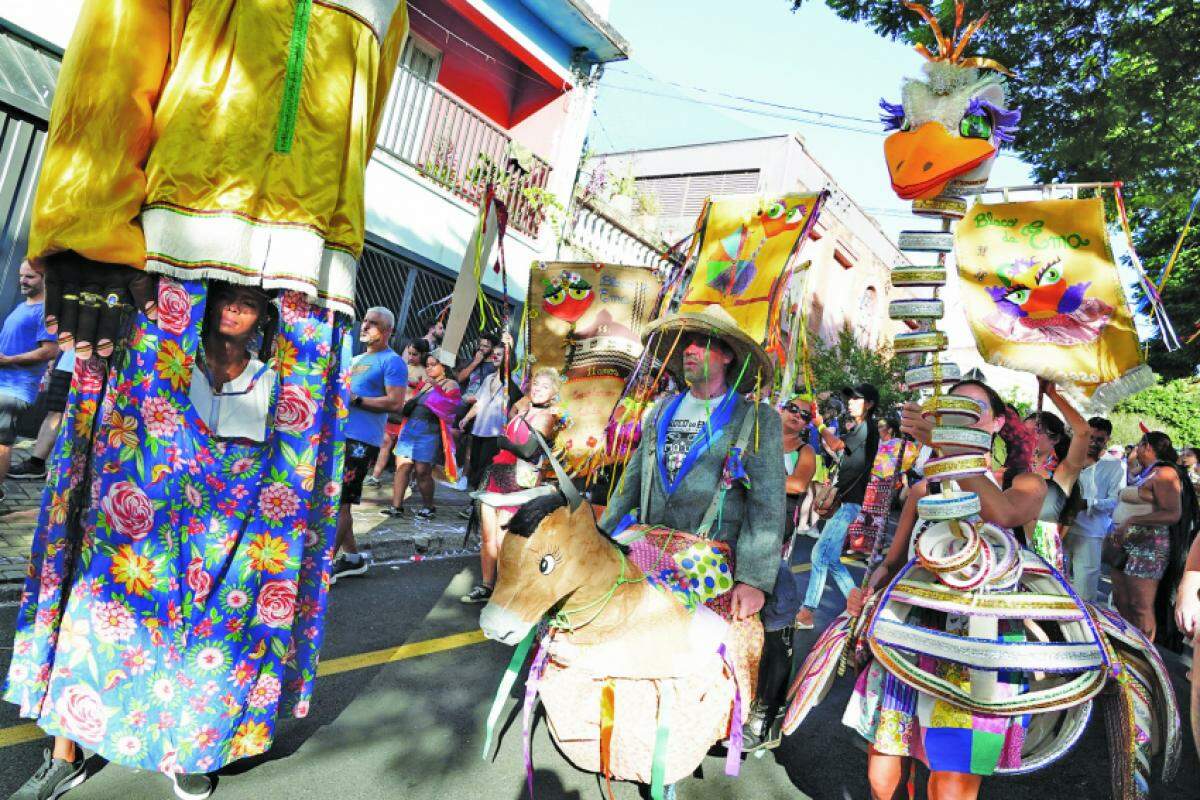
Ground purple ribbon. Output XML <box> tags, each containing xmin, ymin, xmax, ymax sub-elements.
<box><xmin>522</xmin><ymin>644</ymin><xmax>550</xmax><ymax>799</ymax></box>
<box><xmin>717</xmin><ymin>642</ymin><xmax>743</xmax><ymax>776</ymax></box>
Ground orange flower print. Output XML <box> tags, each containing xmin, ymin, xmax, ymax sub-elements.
<box><xmin>229</xmin><ymin>720</ymin><xmax>271</xmax><ymax>758</ymax></box>
<box><xmin>246</xmin><ymin>533</ymin><xmax>290</xmax><ymax>575</ymax></box>
<box><xmin>110</xmin><ymin>545</ymin><xmax>156</xmax><ymax>597</ymax></box>
<box><xmin>154</xmin><ymin>340</ymin><xmax>194</xmax><ymax>392</ymax></box>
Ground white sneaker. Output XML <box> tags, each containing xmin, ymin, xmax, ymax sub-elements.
<box><xmin>170</xmin><ymin>772</ymin><xmax>213</xmax><ymax>800</ymax></box>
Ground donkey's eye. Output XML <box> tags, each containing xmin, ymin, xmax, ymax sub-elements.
<box><xmin>539</xmin><ymin>555</ymin><xmax>557</xmax><ymax>575</ymax></box>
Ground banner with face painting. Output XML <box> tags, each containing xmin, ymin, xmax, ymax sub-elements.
<box><xmin>955</xmin><ymin>197</ymin><xmax>1153</xmax><ymax>411</ymax></box>
<box><xmin>525</xmin><ymin>262</ymin><xmax>664</xmax><ymax>475</ymax></box>
<box><xmin>680</xmin><ymin>193</ymin><xmax>823</xmax><ymax>346</ymax></box>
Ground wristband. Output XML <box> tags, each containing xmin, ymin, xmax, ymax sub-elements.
<box><xmin>898</xmin><ymin>230</ymin><xmax>955</xmax><ymax>253</ymax></box>
<box><xmin>917</xmin><ymin>490</ymin><xmax>981</xmax><ymax>522</ymax></box>
<box><xmin>930</xmin><ymin>425</ymin><xmax>992</xmax><ymax>455</ymax></box>
<box><xmin>888</xmin><ymin>298</ymin><xmax>944</xmax><ymax>320</ymax></box>
<box><xmin>352</xmin><ymin>396</ymin><xmax>364</xmax><ymax>408</ymax></box>
<box><xmin>890</xmin><ymin>266</ymin><xmax>947</xmax><ymax>288</ymax></box>
<box><xmin>923</xmin><ymin>453</ymin><xmax>989</xmax><ymax>481</ymax></box>
<box><xmin>911</xmin><ymin>196</ymin><xmax>968</xmax><ymax>219</ymax></box>
<box><xmin>893</xmin><ymin>330</ymin><xmax>948</xmax><ymax>354</ymax></box>
<box><xmin>921</xmin><ymin>395</ymin><xmax>983</xmax><ymax>425</ymax></box>
<box><xmin>905</xmin><ymin>362</ymin><xmax>960</xmax><ymax>391</ymax></box>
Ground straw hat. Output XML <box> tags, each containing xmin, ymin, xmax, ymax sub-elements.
<box><xmin>642</xmin><ymin>304</ymin><xmax>773</xmax><ymax>393</ymax></box>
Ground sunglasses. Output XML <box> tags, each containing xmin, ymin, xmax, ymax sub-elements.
<box><xmin>783</xmin><ymin>404</ymin><xmax>812</xmax><ymax>418</ymax></box>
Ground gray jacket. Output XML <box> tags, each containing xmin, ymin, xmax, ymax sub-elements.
<box><xmin>597</xmin><ymin>393</ymin><xmax>786</xmax><ymax>592</ymax></box>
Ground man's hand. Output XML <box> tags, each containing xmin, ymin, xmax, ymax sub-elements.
<box><xmin>729</xmin><ymin>583</ymin><xmax>765</xmax><ymax>620</ymax></box>
<box><xmin>41</xmin><ymin>252</ymin><xmax>157</xmax><ymax>360</ymax></box>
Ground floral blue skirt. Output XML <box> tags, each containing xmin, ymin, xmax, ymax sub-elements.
<box><xmin>3</xmin><ymin>279</ymin><xmax>349</xmax><ymax>774</ymax></box>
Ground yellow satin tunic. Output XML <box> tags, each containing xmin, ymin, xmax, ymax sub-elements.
<box><xmin>29</xmin><ymin>0</ymin><xmax>408</xmax><ymax>316</ymax></box>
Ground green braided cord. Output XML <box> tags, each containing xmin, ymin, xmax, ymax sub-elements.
<box><xmin>551</xmin><ymin>552</ymin><xmax>644</xmax><ymax>631</ymax></box>
<box><xmin>275</xmin><ymin>0</ymin><xmax>314</xmax><ymax>154</ymax></box>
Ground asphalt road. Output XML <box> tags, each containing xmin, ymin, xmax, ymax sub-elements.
<box><xmin>0</xmin><ymin>541</ymin><xmax>1196</xmax><ymax>800</ymax></box>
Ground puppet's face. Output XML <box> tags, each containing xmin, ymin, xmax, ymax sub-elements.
<box><xmin>986</xmin><ymin>258</ymin><xmax>1090</xmax><ymax>320</ymax></box>
<box><xmin>758</xmin><ymin>198</ymin><xmax>808</xmax><ymax>238</ymax></box>
<box><xmin>881</xmin><ymin>65</ymin><xmax>1020</xmax><ymax>200</ymax></box>
<box><xmin>541</xmin><ymin>272</ymin><xmax>594</xmax><ymax>323</ymax></box>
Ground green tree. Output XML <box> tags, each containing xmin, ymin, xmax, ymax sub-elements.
<box><xmin>789</xmin><ymin>0</ymin><xmax>1200</xmax><ymax>377</ymax></box>
<box><xmin>1112</xmin><ymin>376</ymin><xmax>1200</xmax><ymax>447</ymax></box>
<box><xmin>807</xmin><ymin>325</ymin><xmax>916</xmax><ymax>414</ymax></box>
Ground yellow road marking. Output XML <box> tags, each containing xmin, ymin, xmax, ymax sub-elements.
<box><xmin>0</xmin><ymin>560</ymin><xmax>865</xmax><ymax>749</ymax></box>
<box><xmin>792</xmin><ymin>556</ymin><xmax>864</xmax><ymax>574</ymax></box>
<box><xmin>0</xmin><ymin>629</ymin><xmax>490</xmax><ymax>750</ymax></box>
<box><xmin>317</xmin><ymin>629</ymin><xmax>487</xmax><ymax>677</ymax></box>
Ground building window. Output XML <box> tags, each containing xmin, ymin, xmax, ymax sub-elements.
<box><xmin>855</xmin><ymin>286</ymin><xmax>878</xmax><ymax>347</ymax></box>
<box><xmin>401</xmin><ymin>35</ymin><xmax>442</xmax><ymax>82</ymax></box>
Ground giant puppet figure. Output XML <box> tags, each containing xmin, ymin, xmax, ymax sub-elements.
<box><xmin>4</xmin><ymin>0</ymin><xmax>409</xmax><ymax>781</ymax></box>
<box><xmin>783</xmin><ymin>4</ymin><xmax>1182</xmax><ymax>799</ymax></box>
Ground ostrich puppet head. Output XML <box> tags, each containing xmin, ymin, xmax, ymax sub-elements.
<box><xmin>880</xmin><ymin>1</ymin><xmax>1021</xmax><ymax>201</ymax></box>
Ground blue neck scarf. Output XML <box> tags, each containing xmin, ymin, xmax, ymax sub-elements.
<box><xmin>657</xmin><ymin>389</ymin><xmax>738</xmax><ymax>496</ymax></box>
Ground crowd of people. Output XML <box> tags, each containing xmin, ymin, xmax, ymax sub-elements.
<box><xmin>1</xmin><ymin>279</ymin><xmax>1198</xmax><ymax>800</ymax></box>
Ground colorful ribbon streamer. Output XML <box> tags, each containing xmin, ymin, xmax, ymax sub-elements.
<box><xmin>481</xmin><ymin>627</ymin><xmax>536</xmax><ymax>760</ymax></box>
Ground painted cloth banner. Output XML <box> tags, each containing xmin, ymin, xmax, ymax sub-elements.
<box><xmin>526</xmin><ymin>262</ymin><xmax>663</xmax><ymax>475</ymax></box>
<box><xmin>955</xmin><ymin>198</ymin><xmax>1152</xmax><ymax>411</ymax></box>
<box><xmin>681</xmin><ymin>194</ymin><xmax>822</xmax><ymax>345</ymax></box>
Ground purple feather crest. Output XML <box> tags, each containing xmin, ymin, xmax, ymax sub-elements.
<box><xmin>965</xmin><ymin>96</ymin><xmax>1022</xmax><ymax>143</ymax></box>
<box><xmin>879</xmin><ymin>98</ymin><xmax>906</xmax><ymax>132</ymax></box>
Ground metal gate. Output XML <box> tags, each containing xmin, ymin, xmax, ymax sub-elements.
<box><xmin>354</xmin><ymin>240</ymin><xmax>519</xmax><ymax>361</ymax></box>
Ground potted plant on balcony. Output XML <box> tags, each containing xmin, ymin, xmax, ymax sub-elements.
<box><xmin>634</xmin><ymin>190</ymin><xmax>661</xmax><ymax>233</ymax></box>
<box><xmin>420</xmin><ymin>137</ymin><xmax>459</xmax><ymax>190</ymax></box>
<box><xmin>609</xmin><ymin>166</ymin><xmax>638</xmax><ymax>218</ymax></box>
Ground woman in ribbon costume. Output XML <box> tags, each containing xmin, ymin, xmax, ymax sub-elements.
<box><xmin>845</xmin><ymin>380</ymin><xmax>1044</xmax><ymax>798</ymax></box>
<box><xmin>802</xmin><ymin>379</ymin><xmax>1183</xmax><ymax>800</ymax></box>
<box><xmin>4</xmin><ymin>1</ymin><xmax>409</xmax><ymax>797</ymax></box>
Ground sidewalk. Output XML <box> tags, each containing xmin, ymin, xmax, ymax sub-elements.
<box><xmin>0</xmin><ymin>456</ymin><xmax>479</xmax><ymax>601</ymax></box>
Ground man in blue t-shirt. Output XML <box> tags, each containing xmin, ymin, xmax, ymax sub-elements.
<box><xmin>331</xmin><ymin>306</ymin><xmax>408</xmax><ymax>583</ymax></box>
<box><xmin>0</xmin><ymin>262</ymin><xmax>58</xmax><ymax>496</ymax></box>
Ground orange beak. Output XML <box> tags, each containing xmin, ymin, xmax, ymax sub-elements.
<box><xmin>884</xmin><ymin>121</ymin><xmax>996</xmax><ymax>200</ymax></box>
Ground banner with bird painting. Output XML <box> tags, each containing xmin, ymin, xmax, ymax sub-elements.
<box><xmin>526</xmin><ymin>262</ymin><xmax>664</xmax><ymax>475</ymax></box>
<box><xmin>955</xmin><ymin>197</ymin><xmax>1154</xmax><ymax>411</ymax></box>
<box><xmin>680</xmin><ymin>193</ymin><xmax>824</xmax><ymax>346</ymax></box>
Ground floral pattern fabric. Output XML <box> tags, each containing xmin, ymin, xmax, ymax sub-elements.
<box><xmin>4</xmin><ymin>279</ymin><xmax>349</xmax><ymax>774</ymax></box>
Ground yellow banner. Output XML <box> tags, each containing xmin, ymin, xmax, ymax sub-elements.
<box><xmin>955</xmin><ymin>198</ymin><xmax>1147</xmax><ymax>405</ymax></box>
<box><xmin>681</xmin><ymin>193</ymin><xmax>821</xmax><ymax>344</ymax></box>
<box><xmin>526</xmin><ymin>262</ymin><xmax>664</xmax><ymax>475</ymax></box>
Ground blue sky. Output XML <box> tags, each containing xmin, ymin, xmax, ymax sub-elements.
<box><xmin>590</xmin><ymin>0</ymin><xmax>1033</xmax><ymax>241</ymax></box>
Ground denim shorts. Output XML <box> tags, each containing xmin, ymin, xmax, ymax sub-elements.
<box><xmin>394</xmin><ymin>417</ymin><xmax>441</xmax><ymax>464</ymax></box>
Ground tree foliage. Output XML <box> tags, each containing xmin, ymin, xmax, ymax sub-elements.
<box><xmin>1113</xmin><ymin>376</ymin><xmax>1200</xmax><ymax>447</ymax></box>
<box><xmin>808</xmin><ymin>325</ymin><xmax>916</xmax><ymax>414</ymax></box>
<box><xmin>790</xmin><ymin>0</ymin><xmax>1200</xmax><ymax>377</ymax></box>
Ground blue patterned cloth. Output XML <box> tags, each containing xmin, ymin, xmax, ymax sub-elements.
<box><xmin>4</xmin><ymin>279</ymin><xmax>349</xmax><ymax>774</ymax></box>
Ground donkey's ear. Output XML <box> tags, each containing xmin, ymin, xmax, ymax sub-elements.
<box><xmin>566</xmin><ymin>497</ymin><xmax>598</xmax><ymax>529</ymax></box>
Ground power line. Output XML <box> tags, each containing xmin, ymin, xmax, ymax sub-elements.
<box><xmin>606</xmin><ymin>67</ymin><xmax>880</xmax><ymax>126</ymax></box>
<box><xmin>597</xmin><ymin>81</ymin><xmax>1025</xmax><ymax>162</ymax></box>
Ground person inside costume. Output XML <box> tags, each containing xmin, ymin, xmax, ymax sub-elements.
<box><xmin>462</xmin><ymin>367</ymin><xmax>562</xmax><ymax>605</ymax></box>
<box><xmin>386</xmin><ymin>350</ymin><xmax>461</xmax><ymax>520</ymax></box>
<box><xmin>845</xmin><ymin>379</ymin><xmax>1045</xmax><ymax>800</ymax></box>
<box><xmin>1022</xmin><ymin>383</ymin><xmax>1089</xmax><ymax>570</ymax></box>
<box><xmin>742</xmin><ymin>394</ymin><xmax>817</xmax><ymax>750</ymax></box>
<box><xmin>796</xmin><ymin>383</ymin><xmax>881</xmax><ymax>630</ymax></box>
<box><xmin>3</xmin><ymin>2</ymin><xmax>410</xmax><ymax>799</ymax></box>
<box><xmin>597</xmin><ymin>304</ymin><xmax>786</xmax><ymax>621</ymax></box>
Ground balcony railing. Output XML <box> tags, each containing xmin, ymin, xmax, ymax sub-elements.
<box><xmin>374</xmin><ymin>65</ymin><xmax>553</xmax><ymax>238</ymax></box>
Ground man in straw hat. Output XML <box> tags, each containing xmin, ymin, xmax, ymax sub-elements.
<box><xmin>598</xmin><ymin>304</ymin><xmax>786</xmax><ymax>618</ymax></box>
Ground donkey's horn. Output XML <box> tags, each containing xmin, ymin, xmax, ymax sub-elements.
<box><xmin>471</xmin><ymin>485</ymin><xmax>558</xmax><ymax>508</ymax></box>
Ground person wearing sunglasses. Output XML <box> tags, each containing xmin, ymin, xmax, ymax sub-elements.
<box><xmin>743</xmin><ymin>393</ymin><xmax>818</xmax><ymax>750</ymax></box>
